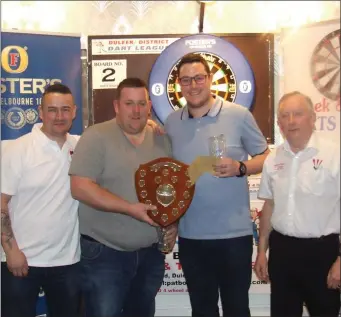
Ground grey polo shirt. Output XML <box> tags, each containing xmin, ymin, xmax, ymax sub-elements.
<box><xmin>165</xmin><ymin>98</ymin><xmax>268</xmax><ymax>239</ymax></box>
<box><xmin>69</xmin><ymin>119</ymin><xmax>171</xmax><ymax>251</ymax></box>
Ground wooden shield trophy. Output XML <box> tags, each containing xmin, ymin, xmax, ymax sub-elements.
<box><xmin>135</xmin><ymin>157</ymin><xmax>195</xmax><ymax>252</ymax></box>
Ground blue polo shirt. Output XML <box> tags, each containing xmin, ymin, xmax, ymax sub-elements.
<box><xmin>165</xmin><ymin>98</ymin><xmax>268</xmax><ymax>239</ymax></box>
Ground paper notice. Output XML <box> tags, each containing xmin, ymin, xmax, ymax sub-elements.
<box><xmin>187</xmin><ymin>156</ymin><xmax>217</xmax><ymax>184</ymax></box>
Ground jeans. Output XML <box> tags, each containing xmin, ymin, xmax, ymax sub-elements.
<box><xmin>1</xmin><ymin>262</ymin><xmax>81</xmax><ymax>317</ymax></box>
<box><xmin>179</xmin><ymin>235</ymin><xmax>253</xmax><ymax>317</ymax></box>
<box><xmin>80</xmin><ymin>235</ymin><xmax>165</xmax><ymax>317</ymax></box>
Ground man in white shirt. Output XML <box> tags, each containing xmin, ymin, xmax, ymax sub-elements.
<box><xmin>254</xmin><ymin>91</ymin><xmax>340</xmax><ymax>317</ymax></box>
<box><xmin>1</xmin><ymin>83</ymin><xmax>81</xmax><ymax>317</ymax></box>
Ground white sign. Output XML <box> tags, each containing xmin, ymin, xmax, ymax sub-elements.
<box><xmin>248</xmin><ymin>175</ymin><xmax>261</xmax><ymax>201</ymax></box>
<box><xmin>281</xmin><ymin>21</ymin><xmax>340</xmax><ymax>143</ymax></box>
<box><xmin>158</xmin><ymin>197</ymin><xmax>270</xmax><ymax>296</ymax></box>
<box><xmin>91</xmin><ymin>59</ymin><xmax>127</xmax><ymax>90</ymax></box>
<box><xmin>159</xmin><ymin>247</ymin><xmax>188</xmax><ymax>295</ymax></box>
<box><xmin>91</xmin><ymin>38</ymin><xmax>179</xmax><ymax>55</ymax></box>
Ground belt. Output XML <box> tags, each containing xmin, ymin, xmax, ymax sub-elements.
<box><xmin>273</xmin><ymin>230</ymin><xmax>339</xmax><ymax>241</ymax></box>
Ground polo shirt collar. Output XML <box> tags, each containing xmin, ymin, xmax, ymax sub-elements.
<box><xmin>31</xmin><ymin>122</ymin><xmax>73</xmax><ymax>148</ymax></box>
<box><xmin>181</xmin><ymin>96</ymin><xmax>223</xmax><ymax>120</ymax></box>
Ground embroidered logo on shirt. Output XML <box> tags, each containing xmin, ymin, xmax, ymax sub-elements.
<box><xmin>312</xmin><ymin>158</ymin><xmax>323</xmax><ymax>170</ymax></box>
<box><xmin>274</xmin><ymin>163</ymin><xmax>285</xmax><ymax>171</ymax></box>
<box><xmin>68</xmin><ymin>150</ymin><xmax>74</xmax><ymax>163</ymax></box>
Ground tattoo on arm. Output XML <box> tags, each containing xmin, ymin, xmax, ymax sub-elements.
<box><xmin>1</xmin><ymin>208</ymin><xmax>14</xmax><ymax>249</ymax></box>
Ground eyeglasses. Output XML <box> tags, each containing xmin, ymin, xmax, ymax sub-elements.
<box><xmin>178</xmin><ymin>74</ymin><xmax>208</xmax><ymax>86</ymax></box>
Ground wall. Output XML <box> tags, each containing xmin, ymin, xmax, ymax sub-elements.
<box><xmin>1</xmin><ymin>1</ymin><xmax>340</xmax><ymax>42</ymax></box>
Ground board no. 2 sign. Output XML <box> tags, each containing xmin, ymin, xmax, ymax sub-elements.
<box><xmin>91</xmin><ymin>59</ymin><xmax>127</xmax><ymax>90</ymax></box>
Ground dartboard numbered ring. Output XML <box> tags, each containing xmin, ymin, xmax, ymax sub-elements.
<box><xmin>310</xmin><ymin>29</ymin><xmax>340</xmax><ymax>101</ymax></box>
<box><xmin>149</xmin><ymin>34</ymin><xmax>255</xmax><ymax>124</ymax></box>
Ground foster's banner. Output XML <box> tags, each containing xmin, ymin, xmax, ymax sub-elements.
<box><xmin>1</xmin><ymin>31</ymin><xmax>83</xmax><ymax>140</ymax></box>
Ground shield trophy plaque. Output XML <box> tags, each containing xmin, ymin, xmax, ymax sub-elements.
<box><xmin>135</xmin><ymin>157</ymin><xmax>195</xmax><ymax>253</ymax></box>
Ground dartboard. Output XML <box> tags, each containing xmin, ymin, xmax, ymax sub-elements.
<box><xmin>310</xmin><ymin>29</ymin><xmax>340</xmax><ymax>101</ymax></box>
<box><xmin>167</xmin><ymin>52</ymin><xmax>236</xmax><ymax>110</ymax></box>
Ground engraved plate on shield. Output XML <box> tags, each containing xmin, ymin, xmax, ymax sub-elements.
<box><xmin>156</xmin><ymin>184</ymin><xmax>176</xmax><ymax>207</ymax></box>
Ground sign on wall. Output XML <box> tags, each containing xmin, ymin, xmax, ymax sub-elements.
<box><xmin>160</xmin><ymin>199</ymin><xmax>269</xmax><ymax>295</ymax></box>
<box><xmin>87</xmin><ymin>33</ymin><xmax>275</xmax><ymax>143</ymax></box>
<box><xmin>1</xmin><ymin>31</ymin><xmax>83</xmax><ymax>317</ymax></box>
<box><xmin>281</xmin><ymin>21</ymin><xmax>340</xmax><ymax>143</ymax></box>
<box><xmin>1</xmin><ymin>31</ymin><xmax>83</xmax><ymax>140</ymax></box>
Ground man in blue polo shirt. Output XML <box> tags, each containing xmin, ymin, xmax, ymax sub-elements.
<box><xmin>165</xmin><ymin>53</ymin><xmax>270</xmax><ymax>317</ymax></box>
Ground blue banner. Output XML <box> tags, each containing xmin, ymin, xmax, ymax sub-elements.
<box><xmin>1</xmin><ymin>31</ymin><xmax>83</xmax><ymax>140</ymax></box>
<box><xmin>1</xmin><ymin>31</ymin><xmax>83</xmax><ymax>317</ymax></box>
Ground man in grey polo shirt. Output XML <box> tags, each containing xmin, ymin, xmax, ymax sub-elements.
<box><xmin>69</xmin><ymin>78</ymin><xmax>176</xmax><ymax>317</ymax></box>
<box><xmin>164</xmin><ymin>53</ymin><xmax>270</xmax><ymax>317</ymax></box>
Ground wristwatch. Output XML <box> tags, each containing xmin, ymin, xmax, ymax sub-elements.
<box><xmin>237</xmin><ymin>161</ymin><xmax>247</xmax><ymax>177</ymax></box>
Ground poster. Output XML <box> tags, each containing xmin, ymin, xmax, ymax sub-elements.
<box><xmin>91</xmin><ymin>37</ymin><xmax>179</xmax><ymax>55</ymax></box>
<box><xmin>1</xmin><ymin>31</ymin><xmax>83</xmax><ymax>317</ymax></box>
<box><xmin>281</xmin><ymin>21</ymin><xmax>340</xmax><ymax>143</ymax></box>
<box><xmin>1</xmin><ymin>31</ymin><xmax>83</xmax><ymax>140</ymax></box>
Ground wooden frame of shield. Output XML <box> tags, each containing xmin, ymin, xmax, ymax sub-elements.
<box><xmin>135</xmin><ymin>157</ymin><xmax>195</xmax><ymax>227</ymax></box>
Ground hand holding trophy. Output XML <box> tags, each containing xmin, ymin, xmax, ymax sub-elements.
<box><xmin>135</xmin><ymin>157</ymin><xmax>195</xmax><ymax>254</ymax></box>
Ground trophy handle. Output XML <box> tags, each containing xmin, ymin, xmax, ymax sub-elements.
<box><xmin>157</xmin><ymin>227</ymin><xmax>172</xmax><ymax>254</ymax></box>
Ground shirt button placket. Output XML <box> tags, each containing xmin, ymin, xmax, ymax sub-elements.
<box><xmin>287</xmin><ymin>155</ymin><xmax>299</xmax><ymax>234</ymax></box>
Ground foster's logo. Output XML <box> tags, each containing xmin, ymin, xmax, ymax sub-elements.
<box><xmin>1</xmin><ymin>45</ymin><xmax>29</xmax><ymax>74</ymax></box>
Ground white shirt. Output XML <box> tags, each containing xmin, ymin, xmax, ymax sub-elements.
<box><xmin>258</xmin><ymin>131</ymin><xmax>340</xmax><ymax>238</ymax></box>
<box><xmin>1</xmin><ymin>123</ymin><xmax>81</xmax><ymax>266</ymax></box>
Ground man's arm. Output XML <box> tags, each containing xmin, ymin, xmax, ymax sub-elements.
<box><xmin>253</xmin><ymin>156</ymin><xmax>274</xmax><ymax>281</ymax></box>
<box><xmin>1</xmin><ymin>193</ymin><xmax>29</xmax><ymax>277</ymax></box>
<box><xmin>71</xmin><ymin>176</ymin><xmax>134</xmax><ymax>213</ymax></box>
<box><xmin>257</xmin><ymin>199</ymin><xmax>274</xmax><ymax>254</ymax></box>
<box><xmin>70</xmin><ymin>176</ymin><xmax>157</xmax><ymax>226</ymax></box>
<box><xmin>253</xmin><ymin>198</ymin><xmax>274</xmax><ymax>282</ymax></box>
<box><xmin>241</xmin><ymin>108</ymin><xmax>271</xmax><ymax>175</ymax></box>
<box><xmin>213</xmin><ymin>106</ymin><xmax>270</xmax><ymax>178</ymax></box>
<box><xmin>244</xmin><ymin>149</ymin><xmax>270</xmax><ymax>175</ymax></box>
<box><xmin>1</xmin><ymin>194</ymin><xmax>17</xmax><ymax>253</ymax></box>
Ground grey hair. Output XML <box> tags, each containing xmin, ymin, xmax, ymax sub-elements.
<box><xmin>277</xmin><ymin>91</ymin><xmax>314</xmax><ymax>116</ymax></box>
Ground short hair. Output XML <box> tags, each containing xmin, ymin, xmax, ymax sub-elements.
<box><xmin>176</xmin><ymin>53</ymin><xmax>210</xmax><ymax>77</ymax></box>
<box><xmin>116</xmin><ymin>78</ymin><xmax>148</xmax><ymax>100</ymax></box>
<box><xmin>41</xmin><ymin>83</ymin><xmax>73</xmax><ymax>107</ymax></box>
<box><xmin>42</xmin><ymin>83</ymin><xmax>72</xmax><ymax>97</ymax></box>
<box><xmin>277</xmin><ymin>91</ymin><xmax>314</xmax><ymax>116</ymax></box>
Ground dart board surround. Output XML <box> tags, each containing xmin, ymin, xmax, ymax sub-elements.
<box><xmin>149</xmin><ymin>34</ymin><xmax>256</xmax><ymax>124</ymax></box>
